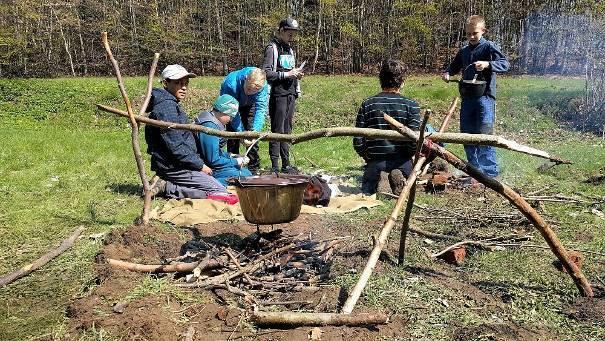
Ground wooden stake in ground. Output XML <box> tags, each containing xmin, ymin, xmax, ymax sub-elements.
<box><xmin>341</xmin><ymin>111</ymin><xmax>432</xmax><ymax>314</ymax></box>
<box><xmin>0</xmin><ymin>227</ymin><xmax>85</xmax><ymax>287</ymax></box>
<box><xmin>101</xmin><ymin>32</ymin><xmax>154</xmax><ymax>225</ymax></box>
<box><xmin>398</xmin><ymin>110</ymin><xmax>431</xmax><ymax>265</ymax></box>
<box><xmin>384</xmin><ymin>114</ymin><xmax>594</xmax><ymax>297</ymax></box>
<box><xmin>251</xmin><ymin>311</ymin><xmax>389</xmax><ymax>327</ymax></box>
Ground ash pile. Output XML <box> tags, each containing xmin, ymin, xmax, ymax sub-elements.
<box><xmin>172</xmin><ymin>230</ymin><xmax>347</xmax><ymax>300</ymax></box>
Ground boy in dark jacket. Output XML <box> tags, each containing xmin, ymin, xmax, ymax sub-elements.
<box><xmin>196</xmin><ymin>94</ymin><xmax>252</xmax><ymax>186</ymax></box>
<box><xmin>145</xmin><ymin>64</ymin><xmax>227</xmax><ymax>199</ymax></box>
<box><xmin>354</xmin><ymin>59</ymin><xmax>421</xmax><ymax>195</ymax></box>
<box><xmin>442</xmin><ymin>15</ymin><xmax>509</xmax><ymax>179</ymax></box>
<box><xmin>262</xmin><ymin>17</ymin><xmax>304</xmax><ymax>174</ymax></box>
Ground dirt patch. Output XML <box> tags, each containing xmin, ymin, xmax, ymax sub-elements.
<box><xmin>67</xmin><ymin>216</ymin><xmax>406</xmax><ymax>340</ymax></box>
<box><xmin>453</xmin><ymin>323</ymin><xmax>557</xmax><ymax>340</ymax></box>
<box><xmin>565</xmin><ymin>297</ymin><xmax>605</xmax><ymax>324</ymax></box>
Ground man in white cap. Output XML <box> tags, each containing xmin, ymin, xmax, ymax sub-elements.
<box><xmin>196</xmin><ymin>94</ymin><xmax>252</xmax><ymax>186</ymax></box>
<box><xmin>145</xmin><ymin>64</ymin><xmax>228</xmax><ymax>199</ymax></box>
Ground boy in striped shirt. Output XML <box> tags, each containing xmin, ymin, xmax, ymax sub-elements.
<box><xmin>353</xmin><ymin>59</ymin><xmax>421</xmax><ymax>195</ymax></box>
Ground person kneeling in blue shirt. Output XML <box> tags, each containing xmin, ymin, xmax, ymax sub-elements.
<box><xmin>196</xmin><ymin>94</ymin><xmax>252</xmax><ymax>186</ymax></box>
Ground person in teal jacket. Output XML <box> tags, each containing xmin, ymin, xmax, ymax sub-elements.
<box><xmin>196</xmin><ymin>94</ymin><xmax>252</xmax><ymax>186</ymax></box>
<box><xmin>220</xmin><ymin>67</ymin><xmax>269</xmax><ymax>174</ymax></box>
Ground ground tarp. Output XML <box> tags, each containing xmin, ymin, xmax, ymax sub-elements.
<box><xmin>150</xmin><ymin>194</ymin><xmax>382</xmax><ymax>226</ymax></box>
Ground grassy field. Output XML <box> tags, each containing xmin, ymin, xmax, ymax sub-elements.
<box><xmin>0</xmin><ymin>75</ymin><xmax>604</xmax><ymax>340</ymax></box>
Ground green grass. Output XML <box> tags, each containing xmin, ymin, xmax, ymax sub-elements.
<box><xmin>0</xmin><ymin>75</ymin><xmax>604</xmax><ymax>339</ymax></box>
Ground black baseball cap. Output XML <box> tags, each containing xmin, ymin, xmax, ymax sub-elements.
<box><xmin>279</xmin><ymin>17</ymin><xmax>300</xmax><ymax>31</ymax></box>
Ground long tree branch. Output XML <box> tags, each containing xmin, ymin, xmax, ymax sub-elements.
<box><xmin>101</xmin><ymin>32</ymin><xmax>151</xmax><ymax>225</ymax></box>
<box><xmin>139</xmin><ymin>53</ymin><xmax>160</xmax><ymax>117</ymax></box>
<box><xmin>97</xmin><ymin>104</ymin><xmax>571</xmax><ymax>164</ymax></box>
<box><xmin>384</xmin><ymin>114</ymin><xmax>593</xmax><ymax>297</ymax></box>
<box><xmin>0</xmin><ymin>227</ymin><xmax>85</xmax><ymax>287</ymax></box>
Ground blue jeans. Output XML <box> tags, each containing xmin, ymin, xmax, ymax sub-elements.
<box><xmin>361</xmin><ymin>158</ymin><xmax>413</xmax><ymax>194</ymax></box>
<box><xmin>213</xmin><ymin>167</ymin><xmax>252</xmax><ymax>186</ymax></box>
<box><xmin>460</xmin><ymin>96</ymin><xmax>499</xmax><ymax>177</ymax></box>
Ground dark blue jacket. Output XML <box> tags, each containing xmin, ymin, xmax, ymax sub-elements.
<box><xmin>220</xmin><ymin>67</ymin><xmax>269</xmax><ymax>132</ymax></box>
<box><xmin>195</xmin><ymin>111</ymin><xmax>240</xmax><ymax>171</ymax></box>
<box><xmin>145</xmin><ymin>88</ymin><xmax>204</xmax><ymax>172</ymax></box>
<box><xmin>447</xmin><ymin>38</ymin><xmax>509</xmax><ymax>99</ymax></box>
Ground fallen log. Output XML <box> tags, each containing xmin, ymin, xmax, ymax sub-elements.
<box><xmin>106</xmin><ymin>257</ymin><xmax>222</xmax><ymax>273</ymax></box>
<box><xmin>0</xmin><ymin>226</ymin><xmax>85</xmax><ymax>287</ymax></box>
<box><xmin>97</xmin><ymin>104</ymin><xmax>570</xmax><ymax>164</ymax></box>
<box><xmin>250</xmin><ymin>311</ymin><xmax>389</xmax><ymax>327</ymax></box>
<box><xmin>384</xmin><ymin>114</ymin><xmax>594</xmax><ymax>297</ymax></box>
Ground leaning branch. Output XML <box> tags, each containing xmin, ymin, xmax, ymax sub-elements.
<box><xmin>97</xmin><ymin>104</ymin><xmax>570</xmax><ymax>164</ymax></box>
<box><xmin>101</xmin><ymin>32</ymin><xmax>152</xmax><ymax>225</ymax></box>
<box><xmin>384</xmin><ymin>114</ymin><xmax>593</xmax><ymax>297</ymax></box>
<box><xmin>0</xmin><ymin>227</ymin><xmax>85</xmax><ymax>287</ymax></box>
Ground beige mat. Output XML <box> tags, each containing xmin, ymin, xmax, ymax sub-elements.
<box><xmin>151</xmin><ymin>194</ymin><xmax>381</xmax><ymax>226</ymax></box>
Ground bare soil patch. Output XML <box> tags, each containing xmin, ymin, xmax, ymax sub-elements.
<box><xmin>66</xmin><ymin>215</ymin><xmax>407</xmax><ymax>340</ymax></box>
<box><xmin>452</xmin><ymin>323</ymin><xmax>557</xmax><ymax>340</ymax></box>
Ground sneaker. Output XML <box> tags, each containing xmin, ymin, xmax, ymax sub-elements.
<box><xmin>281</xmin><ymin>165</ymin><xmax>300</xmax><ymax>174</ymax></box>
<box><xmin>149</xmin><ymin>177</ymin><xmax>166</xmax><ymax>197</ymax></box>
<box><xmin>388</xmin><ymin>169</ymin><xmax>406</xmax><ymax>196</ymax></box>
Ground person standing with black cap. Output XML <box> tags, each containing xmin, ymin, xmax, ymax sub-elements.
<box><xmin>262</xmin><ymin>17</ymin><xmax>304</xmax><ymax>174</ymax></box>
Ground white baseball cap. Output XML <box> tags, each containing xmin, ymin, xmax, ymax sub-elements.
<box><xmin>161</xmin><ymin>64</ymin><xmax>197</xmax><ymax>81</ymax></box>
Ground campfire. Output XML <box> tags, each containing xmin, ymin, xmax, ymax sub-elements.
<box><xmin>173</xmin><ymin>231</ymin><xmax>346</xmax><ymax>298</ymax></box>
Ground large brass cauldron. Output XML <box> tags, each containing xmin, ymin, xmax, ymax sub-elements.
<box><xmin>230</xmin><ymin>174</ymin><xmax>309</xmax><ymax>225</ymax></box>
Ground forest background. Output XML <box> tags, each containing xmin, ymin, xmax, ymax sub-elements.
<box><xmin>0</xmin><ymin>0</ymin><xmax>604</xmax><ymax>131</ymax></box>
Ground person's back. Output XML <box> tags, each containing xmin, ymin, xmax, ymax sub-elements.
<box><xmin>354</xmin><ymin>92</ymin><xmax>420</xmax><ymax>161</ymax></box>
<box><xmin>353</xmin><ymin>59</ymin><xmax>421</xmax><ymax>195</ymax></box>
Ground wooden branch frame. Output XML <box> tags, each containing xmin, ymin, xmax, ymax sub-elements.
<box><xmin>384</xmin><ymin>114</ymin><xmax>593</xmax><ymax>297</ymax></box>
<box><xmin>97</xmin><ymin>104</ymin><xmax>571</xmax><ymax>164</ymax></box>
<box><xmin>101</xmin><ymin>32</ymin><xmax>158</xmax><ymax>225</ymax></box>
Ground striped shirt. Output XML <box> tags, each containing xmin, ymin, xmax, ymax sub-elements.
<box><xmin>353</xmin><ymin>92</ymin><xmax>421</xmax><ymax>160</ymax></box>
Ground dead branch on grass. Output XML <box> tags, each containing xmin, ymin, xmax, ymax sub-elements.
<box><xmin>0</xmin><ymin>226</ymin><xmax>85</xmax><ymax>287</ymax></box>
<box><xmin>106</xmin><ymin>257</ymin><xmax>224</xmax><ymax>273</ymax></box>
<box><xmin>431</xmin><ymin>235</ymin><xmax>533</xmax><ymax>258</ymax></box>
<box><xmin>250</xmin><ymin>311</ymin><xmax>389</xmax><ymax>327</ymax></box>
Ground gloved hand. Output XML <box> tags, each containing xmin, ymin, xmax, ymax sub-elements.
<box><xmin>242</xmin><ymin>139</ymin><xmax>254</xmax><ymax>147</ymax></box>
<box><xmin>236</xmin><ymin>156</ymin><xmax>250</xmax><ymax>167</ymax></box>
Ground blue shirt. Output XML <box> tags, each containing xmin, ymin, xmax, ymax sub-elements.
<box><xmin>219</xmin><ymin>67</ymin><xmax>269</xmax><ymax>132</ymax></box>
<box><xmin>447</xmin><ymin>38</ymin><xmax>509</xmax><ymax>99</ymax></box>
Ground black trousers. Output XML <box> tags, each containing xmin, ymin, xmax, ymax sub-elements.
<box><xmin>269</xmin><ymin>94</ymin><xmax>295</xmax><ymax>169</ymax></box>
<box><xmin>226</xmin><ymin>105</ymin><xmax>260</xmax><ymax>172</ymax></box>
